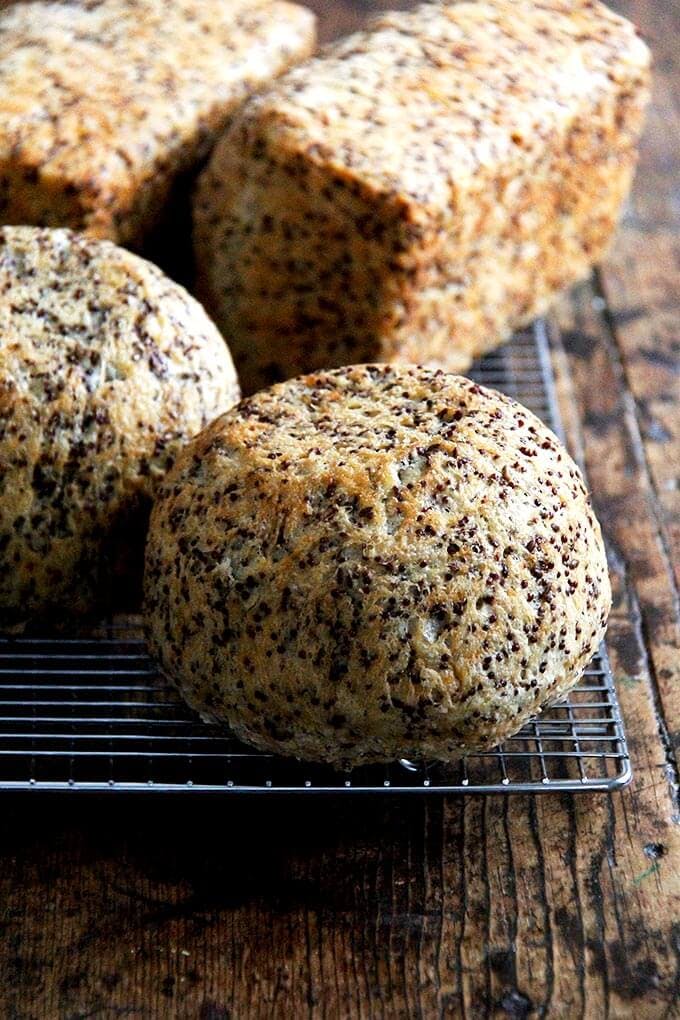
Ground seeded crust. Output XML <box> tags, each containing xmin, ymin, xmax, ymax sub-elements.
<box><xmin>195</xmin><ymin>0</ymin><xmax>651</xmax><ymax>394</ymax></box>
<box><xmin>0</xmin><ymin>0</ymin><xmax>316</xmax><ymax>246</ymax></box>
<box><xmin>145</xmin><ymin>364</ymin><xmax>611</xmax><ymax>766</ymax></box>
<box><xmin>0</xmin><ymin>226</ymin><xmax>240</xmax><ymax>628</ymax></box>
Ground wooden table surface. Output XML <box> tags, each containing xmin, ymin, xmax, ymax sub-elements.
<box><xmin>1</xmin><ymin>1</ymin><xmax>679</xmax><ymax>1017</ymax></box>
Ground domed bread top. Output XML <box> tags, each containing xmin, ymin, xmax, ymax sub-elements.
<box><xmin>0</xmin><ymin>225</ymin><xmax>240</xmax><ymax>628</ymax></box>
<box><xmin>145</xmin><ymin>364</ymin><xmax>611</xmax><ymax>766</ymax></box>
<box><xmin>195</xmin><ymin>0</ymin><xmax>649</xmax><ymax>394</ymax></box>
<box><xmin>0</xmin><ymin>0</ymin><xmax>316</xmax><ymax>245</ymax></box>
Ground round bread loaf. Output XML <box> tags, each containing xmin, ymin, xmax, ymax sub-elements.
<box><xmin>145</xmin><ymin>364</ymin><xmax>611</xmax><ymax>765</ymax></box>
<box><xmin>0</xmin><ymin>226</ymin><xmax>239</xmax><ymax>628</ymax></box>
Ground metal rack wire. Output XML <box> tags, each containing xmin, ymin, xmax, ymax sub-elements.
<box><xmin>0</xmin><ymin>323</ymin><xmax>631</xmax><ymax>793</ymax></box>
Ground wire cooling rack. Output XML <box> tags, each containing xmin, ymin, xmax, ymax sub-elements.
<box><xmin>0</xmin><ymin>323</ymin><xmax>631</xmax><ymax>793</ymax></box>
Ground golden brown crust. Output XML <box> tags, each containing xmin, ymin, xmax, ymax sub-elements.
<box><xmin>194</xmin><ymin>0</ymin><xmax>651</xmax><ymax>394</ymax></box>
<box><xmin>145</xmin><ymin>364</ymin><xmax>611</xmax><ymax>766</ymax></box>
<box><xmin>0</xmin><ymin>226</ymin><xmax>240</xmax><ymax>627</ymax></box>
<box><xmin>0</xmin><ymin>0</ymin><xmax>316</xmax><ymax>245</ymax></box>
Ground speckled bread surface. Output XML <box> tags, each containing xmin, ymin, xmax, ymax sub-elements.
<box><xmin>0</xmin><ymin>0</ymin><xmax>316</xmax><ymax>246</ymax></box>
<box><xmin>145</xmin><ymin>364</ymin><xmax>611</xmax><ymax>766</ymax></box>
<box><xmin>195</xmin><ymin>0</ymin><xmax>651</xmax><ymax>394</ymax></box>
<box><xmin>0</xmin><ymin>226</ymin><xmax>240</xmax><ymax>629</ymax></box>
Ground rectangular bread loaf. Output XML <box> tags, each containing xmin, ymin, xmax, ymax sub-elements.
<box><xmin>195</xmin><ymin>0</ymin><xmax>650</xmax><ymax>393</ymax></box>
<box><xmin>0</xmin><ymin>0</ymin><xmax>316</xmax><ymax>247</ymax></box>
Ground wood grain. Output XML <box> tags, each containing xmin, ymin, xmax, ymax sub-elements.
<box><xmin>0</xmin><ymin>2</ymin><xmax>679</xmax><ymax>1018</ymax></box>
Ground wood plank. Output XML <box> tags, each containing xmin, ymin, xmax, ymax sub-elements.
<box><xmin>593</xmin><ymin>0</ymin><xmax>680</xmax><ymax>747</ymax></box>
